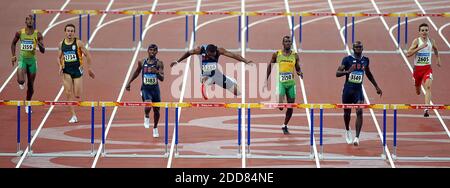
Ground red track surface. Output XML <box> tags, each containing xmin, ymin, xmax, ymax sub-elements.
<box><xmin>0</xmin><ymin>0</ymin><xmax>449</xmax><ymax>168</ymax></box>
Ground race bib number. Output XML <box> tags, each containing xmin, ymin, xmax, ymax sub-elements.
<box><xmin>143</xmin><ymin>74</ymin><xmax>157</xmax><ymax>85</ymax></box>
<box><xmin>202</xmin><ymin>63</ymin><xmax>217</xmax><ymax>72</ymax></box>
<box><xmin>280</xmin><ymin>72</ymin><xmax>293</xmax><ymax>82</ymax></box>
<box><xmin>21</xmin><ymin>40</ymin><xmax>34</xmax><ymax>51</ymax></box>
<box><xmin>417</xmin><ymin>53</ymin><xmax>430</xmax><ymax>65</ymax></box>
<box><xmin>348</xmin><ymin>71</ymin><xmax>363</xmax><ymax>84</ymax></box>
<box><xmin>64</xmin><ymin>51</ymin><xmax>78</xmax><ymax>63</ymax></box>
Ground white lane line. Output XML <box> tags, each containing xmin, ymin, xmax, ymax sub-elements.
<box><xmin>329</xmin><ymin>0</ymin><xmax>396</xmax><ymax>168</ymax></box>
<box><xmin>284</xmin><ymin>0</ymin><xmax>321</xmax><ymax>168</ymax></box>
<box><xmin>0</xmin><ymin>0</ymin><xmax>71</xmax><ymax>94</ymax></box>
<box><xmin>240</xmin><ymin>0</ymin><xmax>247</xmax><ymax>168</ymax></box>
<box><xmin>91</xmin><ymin>0</ymin><xmax>159</xmax><ymax>168</ymax></box>
<box><xmin>166</xmin><ymin>0</ymin><xmax>203</xmax><ymax>169</ymax></box>
<box><xmin>438</xmin><ymin>23</ymin><xmax>450</xmax><ymax>48</ymax></box>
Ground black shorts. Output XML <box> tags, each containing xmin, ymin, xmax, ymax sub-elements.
<box><xmin>141</xmin><ymin>86</ymin><xmax>161</xmax><ymax>102</ymax></box>
<box><xmin>342</xmin><ymin>86</ymin><xmax>364</xmax><ymax>104</ymax></box>
<box><xmin>63</xmin><ymin>66</ymin><xmax>83</xmax><ymax>79</ymax></box>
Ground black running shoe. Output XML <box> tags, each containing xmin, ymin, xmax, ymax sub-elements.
<box><xmin>282</xmin><ymin>126</ymin><xmax>290</xmax><ymax>134</ymax></box>
<box><xmin>424</xmin><ymin>109</ymin><xmax>430</xmax><ymax>117</ymax></box>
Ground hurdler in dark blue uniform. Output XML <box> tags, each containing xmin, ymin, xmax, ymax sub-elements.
<box><xmin>126</xmin><ymin>44</ymin><xmax>164</xmax><ymax>138</ymax></box>
<box><xmin>341</xmin><ymin>55</ymin><xmax>369</xmax><ymax>104</ymax></box>
<box><xmin>336</xmin><ymin>41</ymin><xmax>382</xmax><ymax>146</ymax></box>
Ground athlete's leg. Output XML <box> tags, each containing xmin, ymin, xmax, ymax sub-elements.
<box><xmin>17</xmin><ymin>59</ymin><xmax>27</xmax><ymax>86</ymax></box>
<box><xmin>232</xmin><ymin>84</ymin><xmax>241</xmax><ymax>96</ymax></box>
<box><xmin>423</xmin><ymin>78</ymin><xmax>432</xmax><ymax>105</ymax></box>
<box><xmin>141</xmin><ymin>90</ymin><xmax>152</xmax><ymax>118</ymax></box>
<box><xmin>26</xmin><ymin>71</ymin><xmax>36</xmax><ymax>100</ymax></box>
<box><xmin>62</xmin><ymin>74</ymin><xmax>76</xmax><ymax>117</ymax></box>
<box><xmin>277</xmin><ymin>84</ymin><xmax>286</xmax><ymax>111</ymax></box>
<box><xmin>153</xmin><ymin>107</ymin><xmax>160</xmax><ymax>128</ymax></box>
<box><xmin>355</xmin><ymin>105</ymin><xmax>363</xmax><ymax>138</ymax></box>
<box><xmin>354</xmin><ymin>89</ymin><xmax>365</xmax><ymax>139</ymax></box>
<box><xmin>284</xmin><ymin>96</ymin><xmax>295</xmax><ymax>126</ymax></box>
<box><xmin>218</xmin><ymin>74</ymin><xmax>240</xmax><ymax>96</ymax></box>
<box><xmin>17</xmin><ymin>68</ymin><xmax>26</xmax><ymax>86</ymax></box>
<box><xmin>342</xmin><ymin>88</ymin><xmax>351</xmax><ymax>131</ymax></box>
<box><xmin>344</xmin><ymin>109</ymin><xmax>351</xmax><ymax>130</ymax></box>
<box><xmin>73</xmin><ymin>77</ymin><xmax>83</xmax><ymax>118</ymax></box>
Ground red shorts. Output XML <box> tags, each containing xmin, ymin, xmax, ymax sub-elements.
<box><xmin>413</xmin><ymin>65</ymin><xmax>432</xmax><ymax>87</ymax></box>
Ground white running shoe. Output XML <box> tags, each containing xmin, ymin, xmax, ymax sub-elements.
<box><xmin>25</xmin><ymin>106</ymin><xmax>32</xmax><ymax>114</ymax></box>
<box><xmin>144</xmin><ymin>117</ymin><xmax>150</xmax><ymax>128</ymax></box>
<box><xmin>345</xmin><ymin>130</ymin><xmax>353</xmax><ymax>144</ymax></box>
<box><xmin>19</xmin><ymin>84</ymin><xmax>24</xmax><ymax>90</ymax></box>
<box><xmin>153</xmin><ymin>128</ymin><xmax>159</xmax><ymax>138</ymax></box>
<box><xmin>353</xmin><ymin>137</ymin><xmax>360</xmax><ymax>146</ymax></box>
<box><xmin>68</xmin><ymin>115</ymin><xmax>78</xmax><ymax>123</ymax></box>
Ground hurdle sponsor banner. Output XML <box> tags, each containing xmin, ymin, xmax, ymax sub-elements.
<box><xmin>261</xmin><ymin>103</ymin><xmax>299</xmax><ymax>109</ymax></box>
<box><xmin>116</xmin><ymin>102</ymin><xmax>153</xmax><ymax>107</ymax></box>
<box><xmin>335</xmin><ymin>104</ymin><xmax>386</xmax><ymax>109</ymax></box>
<box><xmin>43</xmin><ymin>101</ymin><xmax>79</xmax><ymax>106</ymax></box>
<box><xmin>190</xmin><ymin>102</ymin><xmax>226</xmax><ymax>108</ymax></box>
<box><xmin>408</xmin><ymin>104</ymin><xmax>446</xmax><ymax>110</ymax></box>
<box><xmin>0</xmin><ymin>100</ymin><xmax>24</xmax><ymax>106</ymax></box>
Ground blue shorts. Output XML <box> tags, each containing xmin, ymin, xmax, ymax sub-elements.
<box><xmin>342</xmin><ymin>86</ymin><xmax>364</xmax><ymax>104</ymax></box>
<box><xmin>141</xmin><ymin>86</ymin><xmax>161</xmax><ymax>102</ymax></box>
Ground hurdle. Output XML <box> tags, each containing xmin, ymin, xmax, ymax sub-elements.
<box><xmin>244</xmin><ymin>103</ymin><xmax>315</xmax><ymax>160</ymax></box>
<box><xmin>173</xmin><ymin>102</ymin><xmax>242</xmax><ymax>159</ymax></box>
<box><xmin>317</xmin><ymin>104</ymin><xmax>388</xmax><ymax>161</ymax></box>
<box><xmin>27</xmin><ymin>101</ymin><xmax>97</xmax><ymax>157</ymax></box>
<box><xmin>0</xmin><ymin>100</ymin><xmax>24</xmax><ymax>157</ymax></box>
<box><xmin>31</xmin><ymin>9</ymin><xmax>450</xmax><ymax>54</ymax></box>
<box><xmin>391</xmin><ymin>104</ymin><xmax>450</xmax><ymax>161</ymax></box>
<box><xmin>100</xmin><ymin>102</ymin><xmax>169</xmax><ymax>158</ymax></box>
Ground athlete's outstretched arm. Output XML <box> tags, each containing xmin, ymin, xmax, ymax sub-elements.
<box><xmin>77</xmin><ymin>40</ymin><xmax>95</xmax><ymax>79</ymax></box>
<box><xmin>170</xmin><ymin>46</ymin><xmax>201</xmax><ymax>67</ymax></box>
<box><xmin>219</xmin><ymin>48</ymin><xmax>253</xmax><ymax>64</ymax></box>
<box><xmin>37</xmin><ymin>32</ymin><xmax>45</xmax><ymax>53</ymax></box>
<box><xmin>126</xmin><ymin>60</ymin><xmax>143</xmax><ymax>91</ymax></box>
<box><xmin>365</xmin><ymin>65</ymin><xmax>382</xmax><ymax>96</ymax></box>
<box><xmin>11</xmin><ymin>31</ymin><xmax>20</xmax><ymax>66</ymax></box>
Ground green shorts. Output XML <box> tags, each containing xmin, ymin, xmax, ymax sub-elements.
<box><xmin>18</xmin><ymin>57</ymin><xmax>37</xmax><ymax>74</ymax></box>
<box><xmin>277</xmin><ymin>82</ymin><xmax>296</xmax><ymax>99</ymax></box>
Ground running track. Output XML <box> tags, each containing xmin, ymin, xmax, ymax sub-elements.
<box><xmin>0</xmin><ymin>0</ymin><xmax>449</xmax><ymax>168</ymax></box>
